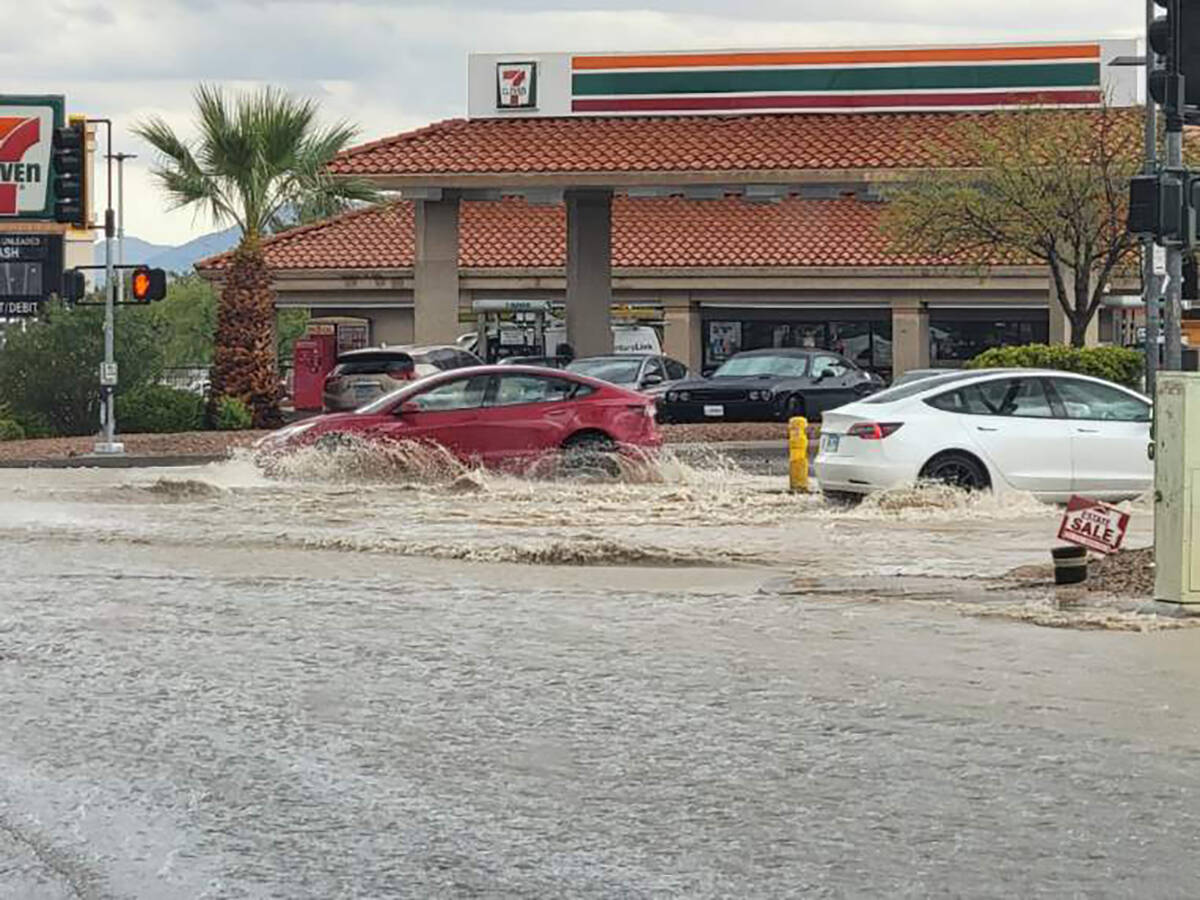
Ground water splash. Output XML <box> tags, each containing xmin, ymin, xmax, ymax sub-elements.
<box><xmin>818</xmin><ymin>481</ymin><xmax>1059</xmax><ymax>523</ymax></box>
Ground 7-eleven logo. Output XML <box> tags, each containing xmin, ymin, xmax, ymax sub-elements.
<box><xmin>0</xmin><ymin>115</ymin><xmax>44</xmax><ymax>216</ymax></box>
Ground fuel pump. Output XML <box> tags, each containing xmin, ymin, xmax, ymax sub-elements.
<box><xmin>471</xmin><ymin>299</ymin><xmax>554</xmax><ymax>363</ymax></box>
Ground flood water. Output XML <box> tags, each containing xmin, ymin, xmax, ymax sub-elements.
<box><xmin>2</xmin><ymin>447</ymin><xmax>1199</xmax><ymax>897</ymax></box>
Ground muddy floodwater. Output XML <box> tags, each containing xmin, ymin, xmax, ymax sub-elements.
<box><xmin>2</xmin><ymin>447</ymin><xmax>1199</xmax><ymax>897</ymax></box>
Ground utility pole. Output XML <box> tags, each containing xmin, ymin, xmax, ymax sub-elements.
<box><xmin>1146</xmin><ymin>0</ymin><xmax>1163</xmax><ymax>394</ymax></box>
<box><xmin>108</xmin><ymin>152</ymin><xmax>137</xmax><ymax>304</ymax></box>
<box><xmin>89</xmin><ymin>119</ymin><xmax>122</xmax><ymax>454</ymax></box>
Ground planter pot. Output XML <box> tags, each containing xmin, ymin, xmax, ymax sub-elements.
<box><xmin>1051</xmin><ymin>545</ymin><xmax>1089</xmax><ymax>585</ymax></box>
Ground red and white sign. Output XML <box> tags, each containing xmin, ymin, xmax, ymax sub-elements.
<box><xmin>1057</xmin><ymin>496</ymin><xmax>1130</xmax><ymax>554</ymax></box>
<box><xmin>0</xmin><ymin>106</ymin><xmax>53</xmax><ymax>217</ymax></box>
<box><xmin>496</xmin><ymin>62</ymin><xmax>537</xmax><ymax>109</ymax></box>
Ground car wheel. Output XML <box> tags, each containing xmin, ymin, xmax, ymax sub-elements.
<box><xmin>562</xmin><ymin>432</ymin><xmax>619</xmax><ymax>478</ymax></box>
<box><xmin>920</xmin><ymin>451</ymin><xmax>990</xmax><ymax>491</ymax></box>
<box><xmin>783</xmin><ymin>394</ymin><xmax>806</xmax><ymax>422</ymax></box>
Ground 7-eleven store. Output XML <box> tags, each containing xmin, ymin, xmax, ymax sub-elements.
<box><xmin>198</xmin><ymin>39</ymin><xmax>1140</xmax><ymax>377</ymax></box>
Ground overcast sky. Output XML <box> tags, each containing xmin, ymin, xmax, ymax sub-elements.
<box><xmin>2</xmin><ymin>0</ymin><xmax>1145</xmax><ymax>247</ymax></box>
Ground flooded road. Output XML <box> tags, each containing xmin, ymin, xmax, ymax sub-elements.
<box><xmin>3</xmin><ymin>451</ymin><xmax>1199</xmax><ymax>897</ymax></box>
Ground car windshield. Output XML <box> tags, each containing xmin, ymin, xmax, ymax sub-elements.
<box><xmin>862</xmin><ymin>370</ymin><xmax>979</xmax><ymax>404</ymax></box>
<box><xmin>713</xmin><ymin>355</ymin><xmax>809</xmax><ymax>378</ymax></box>
<box><xmin>567</xmin><ymin>358</ymin><xmax>642</xmax><ymax>384</ymax></box>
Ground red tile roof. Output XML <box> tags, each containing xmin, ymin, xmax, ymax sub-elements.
<box><xmin>328</xmin><ymin>110</ymin><xmax>1123</xmax><ymax>176</ymax></box>
<box><xmin>197</xmin><ymin>194</ymin><xmax>950</xmax><ymax>272</ymax></box>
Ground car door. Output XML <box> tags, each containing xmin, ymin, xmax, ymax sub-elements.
<box><xmin>474</xmin><ymin>373</ymin><xmax>584</xmax><ymax>461</ymax></box>
<box><xmin>807</xmin><ymin>354</ymin><xmax>862</xmax><ymax>415</ymax></box>
<box><xmin>639</xmin><ymin>357</ymin><xmax>667</xmax><ymax>391</ymax></box>
<box><xmin>1048</xmin><ymin>377</ymin><xmax>1153</xmax><ymax>498</ymax></box>
<box><xmin>948</xmin><ymin>376</ymin><xmax>1074</xmax><ymax>494</ymax></box>
<box><xmin>371</xmin><ymin>374</ymin><xmax>491</xmax><ymax>459</ymax></box>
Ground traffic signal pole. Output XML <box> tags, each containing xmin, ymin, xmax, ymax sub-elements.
<box><xmin>88</xmin><ymin>118</ymin><xmax>123</xmax><ymax>454</ymax></box>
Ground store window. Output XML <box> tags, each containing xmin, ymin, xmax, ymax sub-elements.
<box><xmin>929</xmin><ymin>312</ymin><xmax>1048</xmax><ymax>366</ymax></box>
<box><xmin>702</xmin><ymin>316</ymin><xmax>892</xmax><ymax>376</ymax></box>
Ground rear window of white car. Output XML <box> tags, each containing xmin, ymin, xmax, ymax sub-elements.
<box><xmin>862</xmin><ymin>371</ymin><xmax>976</xmax><ymax>404</ymax></box>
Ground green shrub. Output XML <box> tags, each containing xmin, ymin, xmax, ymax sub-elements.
<box><xmin>211</xmin><ymin>395</ymin><xmax>253</xmax><ymax>431</ymax></box>
<box><xmin>967</xmin><ymin>344</ymin><xmax>1144</xmax><ymax>390</ymax></box>
<box><xmin>0</xmin><ymin>418</ymin><xmax>25</xmax><ymax>441</ymax></box>
<box><xmin>116</xmin><ymin>384</ymin><xmax>205</xmax><ymax>434</ymax></box>
<box><xmin>0</xmin><ymin>300</ymin><xmax>166</xmax><ymax>436</ymax></box>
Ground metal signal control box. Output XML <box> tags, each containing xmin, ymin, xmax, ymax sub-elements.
<box><xmin>1154</xmin><ymin>372</ymin><xmax>1200</xmax><ymax>603</ymax></box>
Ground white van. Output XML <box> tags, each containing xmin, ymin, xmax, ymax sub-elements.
<box><xmin>459</xmin><ymin>323</ymin><xmax>663</xmax><ymax>358</ymax></box>
<box><xmin>544</xmin><ymin>323</ymin><xmax>662</xmax><ymax>355</ymax></box>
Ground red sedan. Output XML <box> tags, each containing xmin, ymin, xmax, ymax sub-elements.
<box><xmin>262</xmin><ymin>365</ymin><xmax>662</xmax><ymax>468</ymax></box>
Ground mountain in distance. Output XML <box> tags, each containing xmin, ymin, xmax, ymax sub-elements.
<box><xmin>93</xmin><ymin>226</ymin><xmax>241</xmax><ymax>275</ymax></box>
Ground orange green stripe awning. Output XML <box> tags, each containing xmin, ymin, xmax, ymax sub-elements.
<box><xmin>572</xmin><ymin>44</ymin><xmax>1101</xmax><ymax>71</ymax></box>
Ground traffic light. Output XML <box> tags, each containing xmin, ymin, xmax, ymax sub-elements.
<box><xmin>129</xmin><ymin>266</ymin><xmax>166</xmax><ymax>302</ymax></box>
<box><xmin>61</xmin><ymin>268</ymin><xmax>86</xmax><ymax>302</ymax></box>
<box><xmin>1148</xmin><ymin>0</ymin><xmax>1200</xmax><ymax>113</ymax></box>
<box><xmin>1128</xmin><ymin>172</ymin><xmax>1187</xmax><ymax>243</ymax></box>
<box><xmin>51</xmin><ymin>120</ymin><xmax>86</xmax><ymax>228</ymax></box>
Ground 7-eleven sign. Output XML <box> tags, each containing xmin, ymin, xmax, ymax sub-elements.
<box><xmin>0</xmin><ymin>98</ymin><xmax>60</xmax><ymax>218</ymax></box>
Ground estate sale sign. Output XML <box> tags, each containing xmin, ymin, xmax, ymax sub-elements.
<box><xmin>1057</xmin><ymin>496</ymin><xmax>1130</xmax><ymax>554</ymax></box>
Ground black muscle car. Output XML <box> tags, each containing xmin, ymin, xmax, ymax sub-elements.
<box><xmin>657</xmin><ymin>348</ymin><xmax>883</xmax><ymax>423</ymax></box>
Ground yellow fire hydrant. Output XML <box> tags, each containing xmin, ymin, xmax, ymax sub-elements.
<box><xmin>788</xmin><ymin>416</ymin><xmax>809</xmax><ymax>493</ymax></box>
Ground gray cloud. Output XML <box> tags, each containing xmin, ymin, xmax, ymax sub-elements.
<box><xmin>0</xmin><ymin>0</ymin><xmax>1143</xmax><ymax>245</ymax></box>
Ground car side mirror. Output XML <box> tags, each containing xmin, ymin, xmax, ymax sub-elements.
<box><xmin>815</xmin><ymin>369</ymin><xmax>833</xmax><ymax>382</ymax></box>
<box><xmin>395</xmin><ymin>400</ymin><xmax>421</xmax><ymax>415</ymax></box>
<box><xmin>642</xmin><ymin>373</ymin><xmax>664</xmax><ymax>387</ymax></box>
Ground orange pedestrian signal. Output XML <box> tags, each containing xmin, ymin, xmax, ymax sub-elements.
<box><xmin>129</xmin><ymin>266</ymin><xmax>166</xmax><ymax>302</ymax></box>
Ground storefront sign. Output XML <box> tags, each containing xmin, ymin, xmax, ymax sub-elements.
<box><xmin>469</xmin><ymin>41</ymin><xmax>1138</xmax><ymax>118</ymax></box>
<box><xmin>0</xmin><ymin>96</ymin><xmax>63</xmax><ymax>219</ymax></box>
<box><xmin>496</xmin><ymin>62</ymin><xmax>537</xmax><ymax>109</ymax></box>
<box><xmin>0</xmin><ymin>232</ymin><xmax>62</xmax><ymax>316</ymax></box>
<box><xmin>1057</xmin><ymin>496</ymin><xmax>1129</xmax><ymax>555</ymax></box>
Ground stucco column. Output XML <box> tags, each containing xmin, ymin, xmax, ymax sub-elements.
<box><xmin>663</xmin><ymin>302</ymin><xmax>702</xmax><ymax>372</ymax></box>
<box><xmin>414</xmin><ymin>192</ymin><xmax>461</xmax><ymax>345</ymax></box>
<box><xmin>891</xmin><ymin>298</ymin><xmax>930</xmax><ymax>378</ymax></box>
<box><xmin>565</xmin><ymin>189</ymin><xmax>613</xmax><ymax>357</ymax></box>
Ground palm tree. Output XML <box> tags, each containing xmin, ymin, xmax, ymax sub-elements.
<box><xmin>135</xmin><ymin>85</ymin><xmax>377</xmax><ymax>427</ymax></box>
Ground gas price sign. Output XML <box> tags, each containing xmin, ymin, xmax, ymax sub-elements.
<box><xmin>0</xmin><ymin>232</ymin><xmax>61</xmax><ymax>316</ymax></box>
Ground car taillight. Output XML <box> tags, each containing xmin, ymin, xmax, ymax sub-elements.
<box><xmin>847</xmin><ymin>422</ymin><xmax>903</xmax><ymax>440</ymax></box>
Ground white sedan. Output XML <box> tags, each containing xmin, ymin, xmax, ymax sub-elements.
<box><xmin>814</xmin><ymin>369</ymin><xmax>1152</xmax><ymax>502</ymax></box>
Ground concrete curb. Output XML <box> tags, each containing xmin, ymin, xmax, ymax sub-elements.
<box><xmin>0</xmin><ymin>454</ymin><xmax>231</xmax><ymax>469</ymax></box>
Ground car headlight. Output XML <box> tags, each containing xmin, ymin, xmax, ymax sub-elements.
<box><xmin>679</xmin><ymin>391</ymin><xmax>690</xmax><ymax>402</ymax></box>
<box><xmin>666</xmin><ymin>391</ymin><xmax>677</xmax><ymax>402</ymax></box>
<box><xmin>761</xmin><ymin>389</ymin><xmax>773</xmax><ymax>402</ymax></box>
<box><xmin>748</xmin><ymin>390</ymin><xmax>759</xmax><ymax>401</ymax></box>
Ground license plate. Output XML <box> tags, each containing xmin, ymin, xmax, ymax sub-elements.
<box><xmin>703</xmin><ymin>404</ymin><xmax>724</xmax><ymax>418</ymax></box>
<box><xmin>353</xmin><ymin>383</ymin><xmax>377</xmax><ymax>397</ymax></box>
<box><xmin>822</xmin><ymin>434</ymin><xmax>840</xmax><ymax>453</ymax></box>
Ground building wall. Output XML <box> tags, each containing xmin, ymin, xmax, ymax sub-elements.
<box><xmin>258</xmin><ymin>267</ymin><xmax>1121</xmax><ymax>379</ymax></box>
